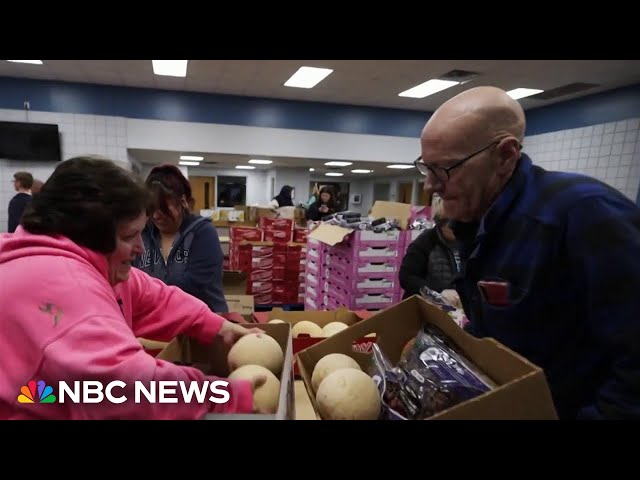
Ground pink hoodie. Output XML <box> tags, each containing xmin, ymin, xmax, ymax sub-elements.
<box><xmin>0</xmin><ymin>227</ymin><xmax>254</xmax><ymax>419</ymax></box>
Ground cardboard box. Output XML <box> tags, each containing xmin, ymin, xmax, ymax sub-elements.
<box><xmin>252</xmin><ymin>308</ymin><xmax>375</xmax><ymax>376</ymax></box>
<box><xmin>157</xmin><ymin>322</ymin><xmax>295</xmax><ymax>420</ymax></box>
<box><xmin>296</xmin><ymin>295</ymin><xmax>558</xmax><ymax>420</ymax></box>
<box><xmin>222</xmin><ymin>270</ymin><xmax>255</xmax><ymax>316</ymax></box>
<box><xmin>307</xmin><ymin>201</ymin><xmax>414</xmax><ymax>248</ymax></box>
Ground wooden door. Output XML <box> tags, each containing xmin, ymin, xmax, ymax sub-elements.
<box><xmin>418</xmin><ymin>179</ymin><xmax>432</xmax><ymax>207</ymax></box>
<box><xmin>399</xmin><ymin>182</ymin><xmax>413</xmax><ymax>204</ymax></box>
<box><xmin>189</xmin><ymin>176</ymin><xmax>216</xmax><ymax>212</ymax></box>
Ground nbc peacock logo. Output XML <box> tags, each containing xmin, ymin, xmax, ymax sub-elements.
<box><xmin>18</xmin><ymin>380</ymin><xmax>57</xmax><ymax>404</ymax></box>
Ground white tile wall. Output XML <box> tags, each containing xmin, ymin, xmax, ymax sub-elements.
<box><xmin>0</xmin><ymin>109</ymin><xmax>130</xmax><ymax>232</ymax></box>
<box><xmin>522</xmin><ymin>118</ymin><xmax>640</xmax><ymax>202</ymax></box>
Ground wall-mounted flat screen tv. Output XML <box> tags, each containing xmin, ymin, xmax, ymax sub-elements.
<box><xmin>0</xmin><ymin>120</ymin><xmax>62</xmax><ymax>162</ymax></box>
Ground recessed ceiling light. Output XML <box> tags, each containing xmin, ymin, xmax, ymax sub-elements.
<box><xmin>325</xmin><ymin>172</ymin><xmax>344</xmax><ymax>177</ymax></box>
<box><xmin>179</xmin><ymin>161</ymin><xmax>199</xmax><ymax>166</ymax></box>
<box><xmin>386</xmin><ymin>164</ymin><xmax>414</xmax><ymax>169</ymax></box>
<box><xmin>309</xmin><ymin>168</ymin><xmax>315</xmax><ymax>172</ymax></box>
<box><xmin>324</xmin><ymin>161</ymin><xmax>352</xmax><ymax>167</ymax></box>
<box><xmin>248</xmin><ymin>159</ymin><xmax>273</xmax><ymax>165</ymax></box>
<box><xmin>7</xmin><ymin>60</ymin><xmax>43</xmax><ymax>65</ymax></box>
<box><xmin>284</xmin><ymin>66</ymin><xmax>333</xmax><ymax>89</ymax></box>
<box><xmin>351</xmin><ymin>169</ymin><xmax>373</xmax><ymax>173</ymax></box>
<box><xmin>180</xmin><ymin>155</ymin><xmax>203</xmax><ymax>161</ymax></box>
<box><xmin>152</xmin><ymin>60</ymin><xmax>188</xmax><ymax>77</ymax></box>
<box><xmin>507</xmin><ymin>88</ymin><xmax>544</xmax><ymax>100</ymax></box>
<box><xmin>236</xmin><ymin>165</ymin><xmax>256</xmax><ymax>170</ymax></box>
<box><xmin>398</xmin><ymin>79</ymin><xmax>459</xmax><ymax>98</ymax></box>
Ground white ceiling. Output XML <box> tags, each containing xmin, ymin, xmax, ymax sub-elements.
<box><xmin>129</xmin><ymin>149</ymin><xmax>417</xmax><ymax>179</ymax></box>
<box><xmin>2</xmin><ymin>60</ymin><xmax>640</xmax><ymax>111</ymax></box>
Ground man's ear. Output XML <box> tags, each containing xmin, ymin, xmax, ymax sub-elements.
<box><xmin>496</xmin><ymin>137</ymin><xmax>521</xmax><ymax>175</ymax></box>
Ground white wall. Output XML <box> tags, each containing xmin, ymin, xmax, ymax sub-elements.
<box><xmin>522</xmin><ymin>117</ymin><xmax>640</xmax><ymax>202</ymax></box>
<box><xmin>0</xmin><ymin>108</ymin><xmax>130</xmax><ymax>232</ymax></box>
<box><xmin>274</xmin><ymin>168</ymin><xmax>310</xmax><ymax>204</ymax></box>
<box><xmin>127</xmin><ymin>118</ymin><xmax>418</xmax><ymax>164</ymax></box>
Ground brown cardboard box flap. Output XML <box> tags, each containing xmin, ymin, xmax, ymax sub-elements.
<box><xmin>296</xmin><ymin>295</ymin><xmax>558</xmax><ymax>420</ymax></box>
<box><xmin>370</xmin><ymin>201</ymin><xmax>413</xmax><ymax>230</ymax></box>
<box><xmin>308</xmin><ymin>224</ymin><xmax>353</xmax><ymax>246</ymax></box>
<box><xmin>225</xmin><ymin>295</ymin><xmax>254</xmax><ymax>315</ymax></box>
<box><xmin>157</xmin><ymin>323</ymin><xmax>295</xmax><ymax>420</ymax></box>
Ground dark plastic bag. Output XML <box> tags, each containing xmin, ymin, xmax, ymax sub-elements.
<box><xmin>370</xmin><ymin>325</ymin><xmax>495</xmax><ymax>420</ymax></box>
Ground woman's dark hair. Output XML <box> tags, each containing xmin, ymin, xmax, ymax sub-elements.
<box><xmin>273</xmin><ymin>185</ymin><xmax>294</xmax><ymax>207</ymax></box>
<box><xmin>145</xmin><ymin>164</ymin><xmax>194</xmax><ymax>219</ymax></box>
<box><xmin>318</xmin><ymin>186</ymin><xmax>335</xmax><ymax>206</ymax></box>
<box><xmin>21</xmin><ymin>156</ymin><xmax>150</xmax><ymax>253</ymax></box>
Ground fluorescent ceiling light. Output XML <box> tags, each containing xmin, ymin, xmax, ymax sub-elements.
<box><xmin>284</xmin><ymin>66</ymin><xmax>333</xmax><ymax>89</ymax></box>
<box><xmin>324</xmin><ymin>161</ymin><xmax>352</xmax><ymax>167</ymax></box>
<box><xmin>399</xmin><ymin>79</ymin><xmax>459</xmax><ymax>98</ymax></box>
<box><xmin>325</xmin><ymin>172</ymin><xmax>343</xmax><ymax>177</ymax></box>
<box><xmin>351</xmin><ymin>169</ymin><xmax>373</xmax><ymax>173</ymax></box>
<box><xmin>7</xmin><ymin>60</ymin><xmax>43</xmax><ymax>65</ymax></box>
<box><xmin>309</xmin><ymin>168</ymin><xmax>315</xmax><ymax>172</ymax></box>
<box><xmin>179</xmin><ymin>161</ymin><xmax>199</xmax><ymax>166</ymax></box>
<box><xmin>180</xmin><ymin>155</ymin><xmax>203</xmax><ymax>161</ymax></box>
<box><xmin>507</xmin><ymin>88</ymin><xmax>544</xmax><ymax>100</ymax></box>
<box><xmin>152</xmin><ymin>60</ymin><xmax>188</xmax><ymax>77</ymax></box>
<box><xmin>386</xmin><ymin>164</ymin><xmax>414</xmax><ymax>169</ymax></box>
<box><xmin>236</xmin><ymin>165</ymin><xmax>256</xmax><ymax>170</ymax></box>
<box><xmin>248</xmin><ymin>159</ymin><xmax>273</xmax><ymax>165</ymax></box>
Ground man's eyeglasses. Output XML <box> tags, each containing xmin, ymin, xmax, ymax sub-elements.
<box><xmin>414</xmin><ymin>140</ymin><xmax>505</xmax><ymax>183</ymax></box>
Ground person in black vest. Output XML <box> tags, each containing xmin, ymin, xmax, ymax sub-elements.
<box><xmin>399</xmin><ymin>201</ymin><xmax>462</xmax><ymax>306</ymax></box>
<box><xmin>135</xmin><ymin>164</ymin><xmax>228</xmax><ymax>313</ymax></box>
<box><xmin>7</xmin><ymin>171</ymin><xmax>34</xmax><ymax>233</ymax></box>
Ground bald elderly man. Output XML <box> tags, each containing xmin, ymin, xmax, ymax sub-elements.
<box><xmin>416</xmin><ymin>86</ymin><xmax>640</xmax><ymax>420</ymax></box>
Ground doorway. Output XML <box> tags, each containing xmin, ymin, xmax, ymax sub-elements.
<box><xmin>399</xmin><ymin>182</ymin><xmax>413</xmax><ymax>204</ymax></box>
<box><xmin>189</xmin><ymin>176</ymin><xmax>216</xmax><ymax>212</ymax></box>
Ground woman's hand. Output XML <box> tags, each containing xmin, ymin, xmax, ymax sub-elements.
<box><xmin>218</xmin><ymin>321</ymin><xmax>263</xmax><ymax>347</ymax></box>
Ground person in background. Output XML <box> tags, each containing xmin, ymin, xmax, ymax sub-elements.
<box><xmin>0</xmin><ymin>156</ymin><xmax>265</xmax><ymax>419</ymax></box>
<box><xmin>7</xmin><ymin>171</ymin><xmax>33</xmax><ymax>233</ymax></box>
<box><xmin>398</xmin><ymin>201</ymin><xmax>462</xmax><ymax>306</ymax></box>
<box><xmin>137</xmin><ymin>164</ymin><xmax>228</xmax><ymax>313</ymax></box>
<box><xmin>268</xmin><ymin>185</ymin><xmax>294</xmax><ymax>209</ymax></box>
<box><xmin>306</xmin><ymin>186</ymin><xmax>337</xmax><ymax>221</ymax></box>
<box><xmin>417</xmin><ymin>85</ymin><xmax>640</xmax><ymax>420</ymax></box>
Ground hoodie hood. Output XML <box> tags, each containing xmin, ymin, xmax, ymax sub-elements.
<box><xmin>0</xmin><ymin>226</ymin><xmax>110</xmax><ymax>282</ymax></box>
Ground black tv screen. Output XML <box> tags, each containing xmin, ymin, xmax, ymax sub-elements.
<box><xmin>0</xmin><ymin>120</ymin><xmax>62</xmax><ymax>162</ymax></box>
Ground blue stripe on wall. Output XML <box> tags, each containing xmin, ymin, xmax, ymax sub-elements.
<box><xmin>0</xmin><ymin>77</ymin><xmax>429</xmax><ymax>138</ymax></box>
<box><xmin>0</xmin><ymin>76</ymin><xmax>638</xmax><ymax>138</ymax></box>
<box><xmin>525</xmin><ymin>84</ymin><xmax>640</xmax><ymax>136</ymax></box>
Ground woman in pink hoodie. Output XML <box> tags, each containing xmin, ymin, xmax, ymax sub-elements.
<box><xmin>0</xmin><ymin>156</ymin><xmax>266</xmax><ymax>420</ymax></box>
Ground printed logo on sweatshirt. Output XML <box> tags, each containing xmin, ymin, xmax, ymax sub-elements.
<box><xmin>17</xmin><ymin>380</ymin><xmax>57</xmax><ymax>404</ymax></box>
<box><xmin>17</xmin><ymin>380</ymin><xmax>231</xmax><ymax>405</ymax></box>
<box><xmin>39</xmin><ymin>302</ymin><xmax>63</xmax><ymax>326</ymax></box>
<box><xmin>139</xmin><ymin>249</ymin><xmax>190</xmax><ymax>268</ymax></box>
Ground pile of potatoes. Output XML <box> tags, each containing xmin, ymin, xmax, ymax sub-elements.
<box><xmin>226</xmin><ymin>332</ymin><xmax>284</xmax><ymax>414</ymax></box>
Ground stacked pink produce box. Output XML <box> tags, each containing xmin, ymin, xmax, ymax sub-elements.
<box><xmin>303</xmin><ymin>202</ymin><xmax>433</xmax><ymax>312</ymax></box>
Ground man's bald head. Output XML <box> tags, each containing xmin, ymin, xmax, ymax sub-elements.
<box><xmin>419</xmin><ymin>86</ymin><xmax>527</xmax><ymax>222</ymax></box>
<box><xmin>422</xmin><ymin>86</ymin><xmax>526</xmax><ymax>149</ymax></box>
